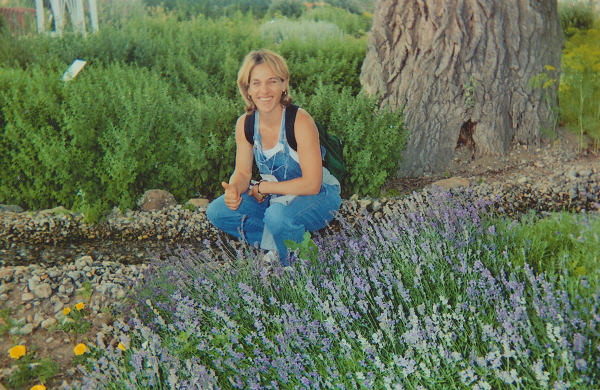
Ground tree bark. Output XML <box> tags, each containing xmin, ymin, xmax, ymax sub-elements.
<box><xmin>361</xmin><ymin>0</ymin><xmax>564</xmax><ymax>177</ymax></box>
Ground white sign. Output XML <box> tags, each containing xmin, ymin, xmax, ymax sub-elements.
<box><xmin>63</xmin><ymin>60</ymin><xmax>87</xmax><ymax>82</ymax></box>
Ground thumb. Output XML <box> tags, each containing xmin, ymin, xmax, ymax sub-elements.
<box><xmin>222</xmin><ymin>182</ymin><xmax>237</xmax><ymax>195</ymax></box>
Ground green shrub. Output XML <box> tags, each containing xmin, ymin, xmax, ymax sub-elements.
<box><xmin>280</xmin><ymin>37</ymin><xmax>367</xmax><ymax>97</ymax></box>
<box><xmin>0</xmin><ymin>65</ymin><xmax>69</xmax><ymax>210</ymax></box>
<box><xmin>0</xmin><ymin>63</ymin><xmax>240</xmax><ymax>218</ymax></box>
<box><xmin>259</xmin><ymin>18</ymin><xmax>344</xmax><ymax>44</ymax></box>
<box><xmin>268</xmin><ymin>0</ymin><xmax>307</xmax><ymax>18</ymax></box>
<box><xmin>492</xmin><ymin>211</ymin><xmax>600</xmax><ymax>283</ymax></box>
<box><xmin>560</xmin><ymin>25</ymin><xmax>600</xmax><ymax>148</ymax></box>
<box><xmin>295</xmin><ymin>84</ymin><xmax>407</xmax><ymax>197</ymax></box>
<box><xmin>320</xmin><ymin>0</ymin><xmax>374</xmax><ymax>14</ymax></box>
<box><xmin>0</xmin><ymin>8</ymin><xmax>402</xmax><ymax>215</ymax></box>
<box><xmin>302</xmin><ymin>4</ymin><xmax>371</xmax><ymax>37</ymax></box>
<box><xmin>559</xmin><ymin>1</ymin><xmax>598</xmax><ymax>38</ymax></box>
<box><xmin>142</xmin><ymin>0</ymin><xmax>271</xmax><ymax>20</ymax></box>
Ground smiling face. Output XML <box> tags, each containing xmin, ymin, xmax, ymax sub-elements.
<box><xmin>247</xmin><ymin>63</ymin><xmax>287</xmax><ymax>114</ymax></box>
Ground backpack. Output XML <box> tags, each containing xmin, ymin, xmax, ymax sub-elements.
<box><xmin>244</xmin><ymin>104</ymin><xmax>344</xmax><ymax>184</ymax></box>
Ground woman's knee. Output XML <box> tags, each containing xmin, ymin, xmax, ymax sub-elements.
<box><xmin>206</xmin><ymin>196</ymin><xmax>227</xmax><ymax>226</ymax></box>
<box><xmin>263</xmin><ymin>204</ymin><xmax>291</xmax><ymax>236</ymax></box>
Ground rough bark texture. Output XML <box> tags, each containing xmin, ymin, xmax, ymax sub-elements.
<box><xmin>361</xmin><ymin>0</ymin><xmax>564</xmax><ymax>177</ymax></box>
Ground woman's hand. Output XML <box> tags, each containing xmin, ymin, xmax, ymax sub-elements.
<box><xmin>221</xmin><ymin>182</ymin><xmax>242</xmax><ymax>210</ymax></box>
<box><xmin>248</xmin><ymin>181</ymin><xmax>267</xmax><ymax>203</ymax></box>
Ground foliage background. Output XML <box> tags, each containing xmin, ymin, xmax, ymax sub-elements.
<box><xmin>2</xmin><ymin>0</ymin><xmax>599</xmax><ymax>220</ymax></box>
<box><xmin>0</xmin><ymin>0</ymin><xmax>405</xmax><ymax>221</ymax></box>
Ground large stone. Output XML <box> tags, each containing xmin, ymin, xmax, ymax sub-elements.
<box><xmin>137</xmin><ymin>189</ymin><xmax>177</xmax><ymax>212</ymax></box>
<box><xmin>0</xmin><ymin>204</ymin><xmax>23</xmax><ymax>213</ymax></box>
<box><xmin>33</xmin><ymin>283</ymin><xmax>52</xmax><ymax>299</ymax></box>
<box><xmin>0</xmin><ymin>283</ymin><xmax>13</xmax><ymax>294</ymax></box>
<box><xmin>21</xmin><ymin>292</ymin><xmax>35</xmax><ymax>302</ymax></box>
<box><xmin>93</xmin><ymin>313</ymin><xmax>114</xmax><ymax>328</ymax></box>
<box><xmin>41</xmin><ymin>317</ymin><xmax>57</xmax><ymax>329</ymax></box>
<box><xmin>19</xmin><ymin>323</ymin><xmax>35</xmax><ymax>335</ymax></box>
<box><xmin>431</xmin><ymin>177</ymin><xmax>471</xmax><ymax>190</ymax></box>
<box><xmin>75</xmin><ymin>255</ymin><xmax>93</xmax><ymax>268</ymax></box>
<box><xmin>0</xmin><ymin>268</ymin><xmax>15</xmax><ymax>279</ymax></box>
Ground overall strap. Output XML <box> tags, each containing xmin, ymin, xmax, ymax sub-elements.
<box><xmin>244</xmin><ymin>112</ymin><xmax>256</xmax><ymax>145</ymax></box>
<box><xmin>284</xmin><ymin>104</ymin><xmax>299</xmax><ymax>151</ymax></box>
<box><xmin>244</xmin><ymin>105</ymin><xmax>299</xmax><ymax>151</ymax></box>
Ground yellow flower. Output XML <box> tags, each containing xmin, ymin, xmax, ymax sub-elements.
<box><xmin>117</xmin><ymin>342</ymin><xmax>126</xmax><ymax>351</ymax></box>
<box><xmin>31</xmin><ymin>385</ymin><xmax>46</xmax><ymax>390</ymax></box>
<box><xmin>9</xmin><ymin>345</ymin><xmax>26</xmax><ymax>359</ymax></box>
<box><xmin>74</xmin><ymin>343</ymin><xmax>87</xmax><ymax>356</ymax></box>
<box><xmin>75</xmin><ymin>302</ymin><xmax>85</xmax><ymax>311</ymax></box>
<box><xmin>63</xmin><ymin>307</ymin><xmax>71</xmax><ymax>315</ymax></box>
<box><xmin>544</xmin><ymin>65</ymin><xmax>556</xmax><ymax>71</ymax></box>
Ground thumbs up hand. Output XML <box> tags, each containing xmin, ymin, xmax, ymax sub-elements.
<box><xmin>221</xmin><ymin>182</ymin><xmax>242</xmax><ymax>210</ymax></box>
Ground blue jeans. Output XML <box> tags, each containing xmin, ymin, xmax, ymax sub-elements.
<box><xmin>206</xmin><ymin>184</ymin><xmax>341</xmax><ymax>266</ymax></box>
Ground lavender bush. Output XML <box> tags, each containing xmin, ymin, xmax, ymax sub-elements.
<box><xmin>78</xmin><ymin>189</ymin><xmax>600</xmax><ymax>389</ymax></box>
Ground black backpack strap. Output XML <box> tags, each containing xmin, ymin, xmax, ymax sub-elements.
<box><xmin>244</xmin><ymin>112</ymin><xmax>255</xmax><ymax>145</ymax></box>
<box><xmin>285</xmin><ymin>104</ymin><xmax>299</xmax><ymax>151</ymax></box>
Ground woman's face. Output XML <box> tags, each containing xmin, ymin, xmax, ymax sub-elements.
<box><xmin>248</xmin><ymin>63</ymin><xmax>287</xmax><ymax>114</ymax></box>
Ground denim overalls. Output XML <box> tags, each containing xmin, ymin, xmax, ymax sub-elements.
<box><xmin>206</xmin><ymin>108</ymin><xmax>342</xmax><ymax>266</ymax></box>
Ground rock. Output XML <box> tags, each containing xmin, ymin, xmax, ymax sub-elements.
<box><xmin>19</xmin><ymin>323</ymin><xmax>35</xmax><ymax>335</ymax></box>
<box><xmin>517</xmin><ymin>177</ymin><xmax>528</xmax><ymax>184</ymax></box>
<box><xmin>93</xmin><ymin>313</ymin><xmax>114</xmax><ymax>328</ymax></box>
<box><xmin>33</xmin><ymin>283</ymin><xmax>52</xmax><ymax>299</ymax></box>
<box><xmin>137</xmin><ymin>189</ymin><xmax>177</xmax><ymax>212</ymax></box>
<box><xmin>38</xmin><ymin>206</ymin><xmax>67</xmax><ymax>215</ymax></box>
<box><xmin>0</xmin><ymin>283</ymin><xmax>13</xmax><ymax>294</ymax></box>
<box><xmin>0</xmin><ymin>204</ymin><xmax>24</xmax><ymax>213</ymax></box>
<box><xmin>46</xmin><ymin>336</ymin><xmax>55</xmax><ymax>343</ymax></box>
<box><xmin>0</xmin><ymin>268</ymin><xmax>15</xmax><ymax>279</ymax></box>
<box><xmin>431</xmin><ymin>177</ymin><xmax>471</xmax><ymax>190</ymax></box>
<box><xmin>33</xmin><ymin>313</ymin><xmax>44</xmax><ymax>327</ymax></box>
<box><xmin>534</xmin><ymin>162</ymin><xmax>545</xmax><ymax>168</ymax></box>
<box><xmin>41</xmin><ymin>317</ymin><xmax>57</xmax><ymax>329</ymax></box>
<box><xmin>21</xmin><ymin>293</ymin><xmax>35</xmax><ymax>302</ymax></box>
<box><xmin>186</xmin><ymin>198</ymin><xmax>209</xmax><ymax>209</ymax></box>
<box><xmin>0</xmin><ymin>294</ymin><xmax>8</xmax><ymax>301</ymax></box>
<box><xmin>372</xmin><ymin>201</ymin><xmax>382</xmax><ymax>212</ymax></box>
<box><xmin>53</xmin><ymin>301</ymin><xmax>64</xmax><ymax>313</ymax></box>
<box><xmin>67</xmin><ymin>271</ymin><xmax>82</xmax><ymax>282</ymax></box>
<box><xmin>75</xmin><ymin>256</ymin><xmax>93</xmax><ymax>268</ymax></box>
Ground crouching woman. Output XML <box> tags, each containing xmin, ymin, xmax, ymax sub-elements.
<box><xmin>206</xmin><ymin>49</ymin><xmax>341</xmax><ymax>267</ymax></box>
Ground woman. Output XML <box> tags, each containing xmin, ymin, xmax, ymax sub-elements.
<box><xmin>206</xmin><ymin>49</ymin><xmax>341</xmax><ymax>267</ymax></box>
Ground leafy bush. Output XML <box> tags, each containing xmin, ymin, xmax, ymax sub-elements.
<box><xmin>559</xmin><ymin>1</ymin><xmax>599</xmax><ymax>38</ymax></box>
<box><xmin>280</xmin><ymin>36</ymin><xmax>367</xmax><ymax>96</ymax></box>
<box><xmin>0</xmin><ymin>63</ymin><xmax>240</xmax><ymax>218</ymax></box>
<box><xmin>0</xmin><ymin>7</ymin><xmax>402</xmax><ymax>214</ymax></box>
<box><xmin>141</xmin><ymin>0</ymin><xmax>271</xmax><ymax>19</ymax></box>
<box><xmin>268</xmin><ymin>0</ymin><xmax>307</xmax><ymax>18</ymax></box>
<box><xmin>560</xmin><ymin>24</ymin><xmax>600</xmax><ymax>148</ymax></box>
<box><xmin>295</xmin><ymin>84</ymin><xmax>407</xmax><ymax>197</ymax></box>
<box><xmin>259</xmin><ymin>18</ymin><xmax>344</xmax><ymax>44</ymax></box>
<box><xmin>491</xmin><ymin>211</ymin><xmax>600</xmax><ymax>281</ymax></box>
<box><xmin>302</xmin><ymin>4</ymin><xmax>372</xmax><ymax>37</ymax></box>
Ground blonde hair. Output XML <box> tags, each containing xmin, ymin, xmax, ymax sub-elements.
<box><xmin>237</xmin><ymin>49</ymin><xmax>293</xmax><ymax>114</ymax></box>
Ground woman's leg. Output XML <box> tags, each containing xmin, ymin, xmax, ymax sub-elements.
<box><xmin>206</xmin><ymin>192</ymin><xmax>269</xmax><ymax>247</ymax></box>
<box><xmin>263</xmin><ymin>184</ymin><xmax>341</xmax><ymax>265</ymax></box>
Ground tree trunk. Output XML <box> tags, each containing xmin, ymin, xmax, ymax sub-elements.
<box><xmin>361</xmin><ymin>0</ymin><xmax>564</xmax><ymax>177</ymax></box>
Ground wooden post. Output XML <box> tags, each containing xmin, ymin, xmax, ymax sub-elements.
<box><xmin>88</xmin><ymin>0</ymin><xmax>98</xmax><ymax>33</ymax></box>
<box><xmin>35</xmin><ymin>0</ymin><xmax>45</xmax><ymax>33</ymax></box>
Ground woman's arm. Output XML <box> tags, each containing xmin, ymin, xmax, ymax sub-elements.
<box><xmin>254</xmin><ymin>108</ymin><xmax>323</xmax><ymax>197</ymax></box>
<box><xmin>221</xmin><ymin>115</ymin><xmax>254</xmax><ymax>210</ymax></box>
